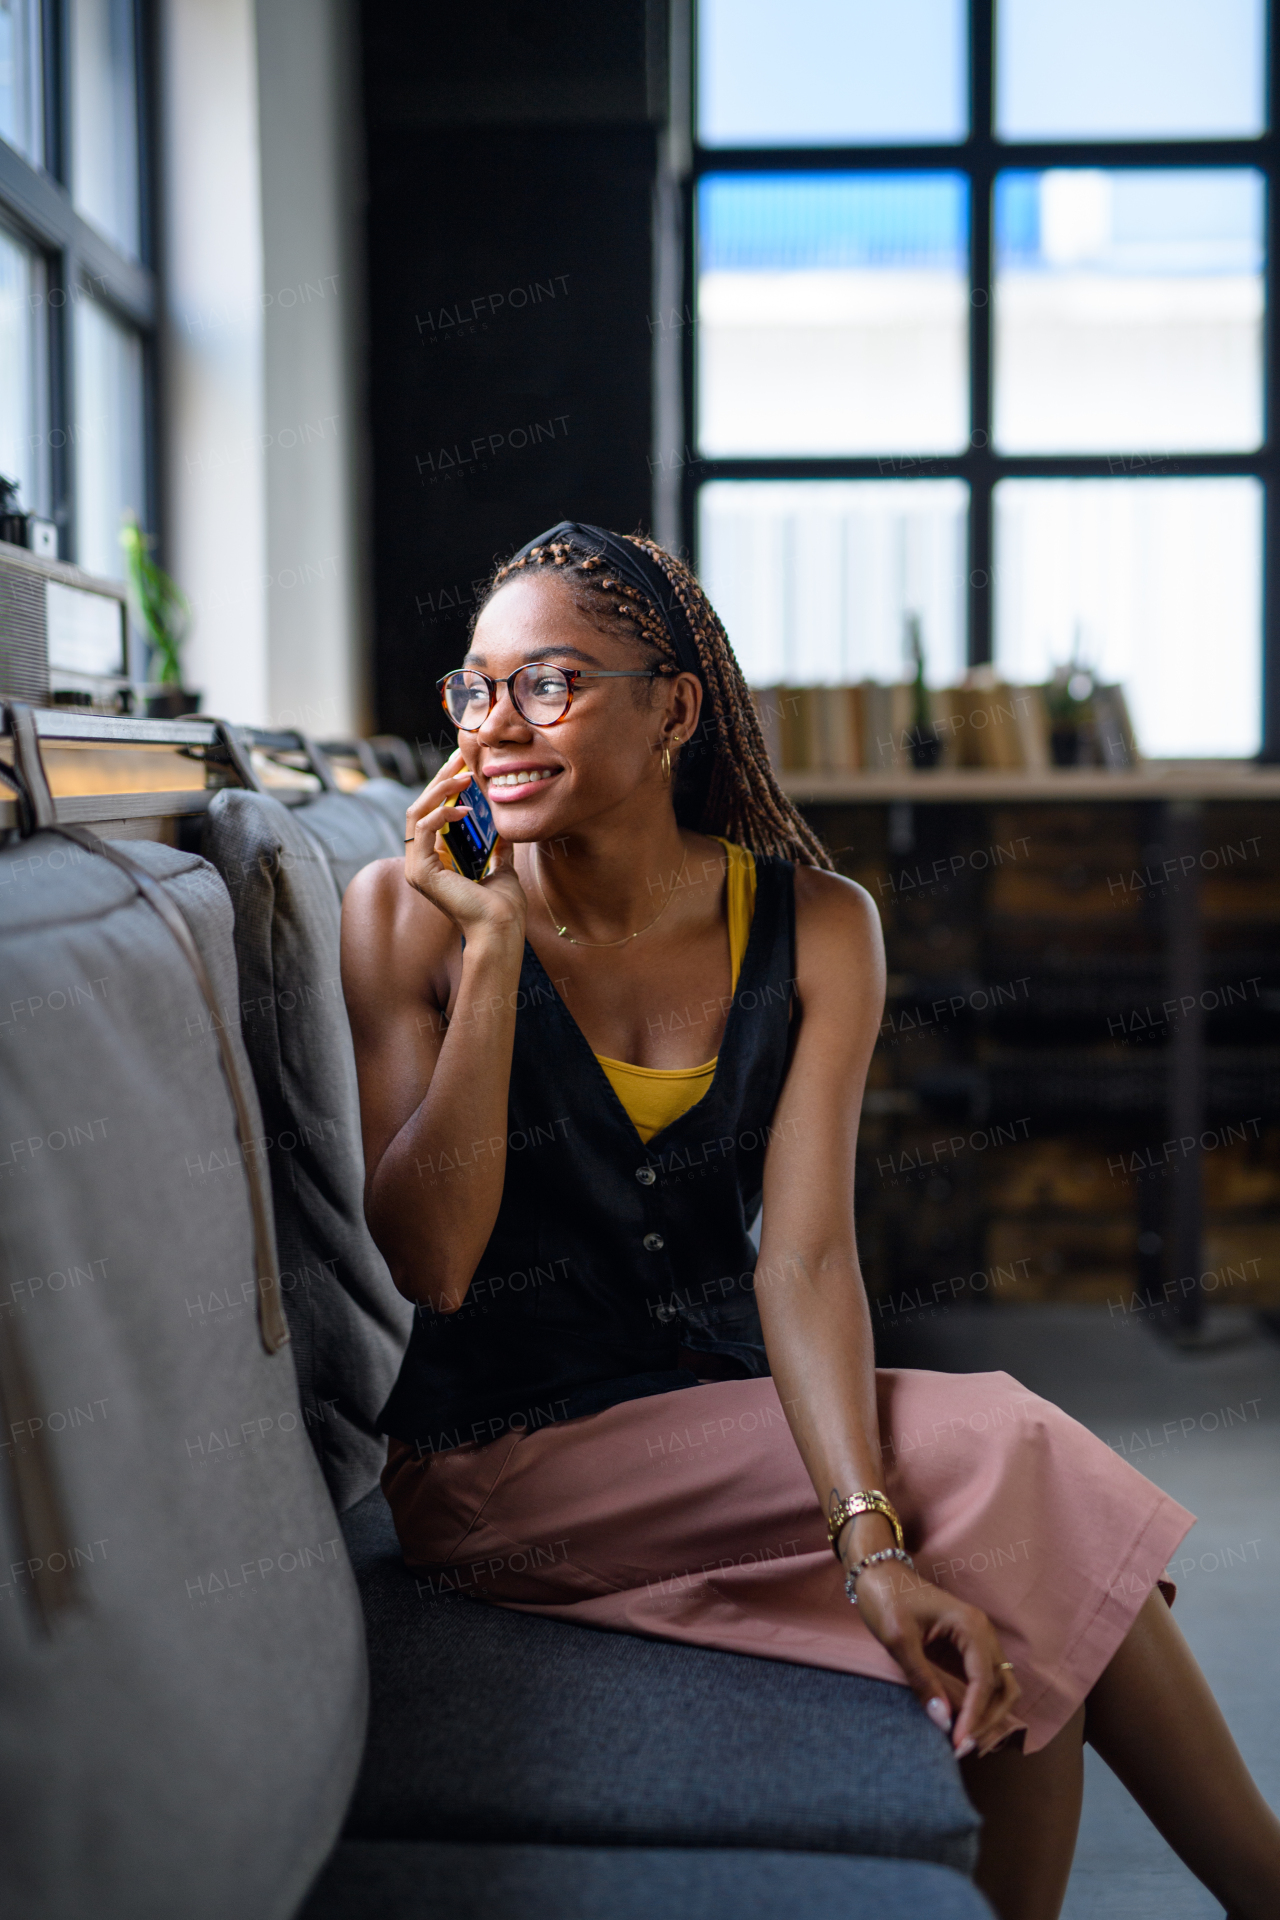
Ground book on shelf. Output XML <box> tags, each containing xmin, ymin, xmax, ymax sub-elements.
<box><xmin>749</xmin><ymin>686</ymin><xmax>786</xmax><ymax>770</ymax></box>
<box><xmin>753</xmin><ymin>684</ymin><xmax>892</xmax><ymax>773</ymax></box>
<box><xmin>751</xmin><ymin>679</ymin><xmax>1134</xmax><ymax>775</ymax></box>
<box><xmin>942</xmin><ymin>681</ymin><xmax>1050</xmax><ymax>771</ymax></box>
<box><xmin>1091</xmin><ymin>685</ymin><xmax>1140</xmax><ymax>769</ymax></box>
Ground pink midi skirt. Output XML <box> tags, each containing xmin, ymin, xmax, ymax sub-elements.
<box><xmin>382</xmin><ymin>1368</ymin><xmax>1195</xmax><ymax>1754</ymax></box>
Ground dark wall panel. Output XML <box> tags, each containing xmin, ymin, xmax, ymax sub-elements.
<box><xmin>360</xmin><ymin>2</ymin><xmax>663</xmax><ymax>747</ymax></box>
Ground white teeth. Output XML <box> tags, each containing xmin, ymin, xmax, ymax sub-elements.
<box><xmin>488</xmin><ymin>769</ymin><xmax>557</xmax><ymax>787</ymax></box>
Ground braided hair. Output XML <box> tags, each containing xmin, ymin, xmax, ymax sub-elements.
<box><xmin>472</xmin><ymin>529</ymin><xmax>831</xmax><ymax>870</ymax></box>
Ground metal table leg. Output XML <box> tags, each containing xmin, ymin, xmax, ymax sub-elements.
<box><xmin>1166</xmin><ymin>799</ymin><xmax>1205</xmax><ymax>1333</ymax></box>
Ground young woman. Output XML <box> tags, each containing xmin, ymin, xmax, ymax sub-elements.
<box><xmin>342</xmin><ymin>523</ymin><xmax>1280</xmax><ymax>1920</ymax></box>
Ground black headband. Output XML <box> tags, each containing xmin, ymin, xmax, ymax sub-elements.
<box><xmin>509</xmin><ymin>521</ymin><xmax>704</xmax><ymax>687</ymax></box>
<box><xmin>505</xmin><ymin>520</ymin><xmax>715</xmax><ymax>821</ymax></box>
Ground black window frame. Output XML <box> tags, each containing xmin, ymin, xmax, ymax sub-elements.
<box><xmin>0</xmin><ymin>0</ymin><xmax>157</xmax><ymax>567</ymax></box>
<box><xmin>682</xmin><ymin>0</ymin><xmax>1280</xmax><ymax>761</ymax></box>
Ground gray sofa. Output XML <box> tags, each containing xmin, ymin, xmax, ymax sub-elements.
<box><xmin>0</xmin><ymin>712</ymin><xmax>991</xmax><ymax>1919</ymax></box>
<box><xmin>305</xmin><ymin>1845</ymin><xmax>989</xmax><ymax>1919</ymax></box>
<box><xmin>298</xmin><ymin>1484</ymin><xmax>988</xmax><ymax>1916</ymax></box>
<box><xmin>0</xmin><ymin>824</ymin><xmax>366</xmax><ymax>1920</ymax></box>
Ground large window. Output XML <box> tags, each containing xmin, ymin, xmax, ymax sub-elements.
<box><xmin>0</xmin><ymin>0</ymin><xmax>151</xmax><ymax>578</ymax></box>
<box><xmin>690</xmin><ymin>0</ymin><xmax>1275</xmax><ymax>758</ymax></box>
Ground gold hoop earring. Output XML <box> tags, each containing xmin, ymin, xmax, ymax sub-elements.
<box><xmin>661</xmin><ymin>731</ymin><xmax>681</xmax><ymax>784</ymax></box>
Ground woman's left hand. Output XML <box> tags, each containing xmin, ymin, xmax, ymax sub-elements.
<box><xmin>851</xmin><ymin>1562</ymin><xmax>1021</xmax><ymax>1758</ymax></box>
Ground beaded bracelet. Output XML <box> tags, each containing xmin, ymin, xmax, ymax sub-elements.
<box><xmin>844</xmin><ymin>1546</ymin><xmax>916</xmax><ymax>1607</ymax></box>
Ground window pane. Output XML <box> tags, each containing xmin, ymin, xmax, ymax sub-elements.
<box><xmin>994</xmin><ymin>169</ymin><xmax>1263</xmax><ymax>453</ymax></box>
<box><xmin>994</xmin><ymin>478</ymin><xmax>1261</xmax><ymax>759</ymax></box>
<box><xmin>998</xmin><ymin>0</ymin><xmax>1264</xmax><ymax>140</ymax></box>
<box><xmin>0</xmin><ymin>0</ymin><xmax>44</xmax><ymax>162</ymax></box>
<box><xmin>699</xmin><ymin>0</ymin><xmax>966</xmax><ymax>147</ymax></box>
<box><xmin>75</xmin><ymin>298</ymin><xmax>144</xmax><ymax>579</ymax></box>
<box><xmin>699</xmin><ymin>480</ymin><xmax>968</xmax><ymax>687</ymax></box>
<box><xmin>699</xmin><ymin>174</ymin><xmax>969</xmax><ymax>455</ymax></box>
<box><xmin>0</xmin><ymin>224</ymin><xmax>47</xmax><ymax>516</ymax></box>
<box><xmin>70</xmin><ymin>0</ymin><xmax>140</xmax><ymax>258</ymax></box>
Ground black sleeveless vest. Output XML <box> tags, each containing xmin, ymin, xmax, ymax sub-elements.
<box><xmin>378</xmin><ymin>855</ymin><xmax>797</xmax><ymax>1454</ymax></box>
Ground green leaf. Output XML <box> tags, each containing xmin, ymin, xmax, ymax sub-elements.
<box><xmin>120</xmin><ymin>514</ymin><xmax>191</xmax><ymax>686</ymax></box>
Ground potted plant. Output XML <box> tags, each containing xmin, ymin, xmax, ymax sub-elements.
<box><xmin>906</xmin><ymin>614</ymin><xmax>941</xmax><ymax>769</ymax></box>
<box><xmin>120</xmin><ymin>516</ymin><xmax>198</xmax><ymax>718</ymax></box>
<box><xmin>1045</xmin><ymin>630</ymin><xmax>1097</xmax><ymax>766</ymax></box>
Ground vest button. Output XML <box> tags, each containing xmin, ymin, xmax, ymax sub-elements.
<box><xmin>635</xmin><ymin>1166</ymin><xmax>656</xmax><ymax>1186</ymax></box>
<box><xmin>643</xmin><ymin>1232</ymin><xmax>665</xmax><ymax>1252</ymax></box>
<box><xmin>654</xmin><ymin>1302</ymin><xmax>676</xmax><ymax>1323</ymax></box>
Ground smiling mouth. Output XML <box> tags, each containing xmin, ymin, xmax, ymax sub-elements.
<box><xmin>485</xmin><ymin>767</ymin><xmax>562</xmax><ymax>796</ymax></box>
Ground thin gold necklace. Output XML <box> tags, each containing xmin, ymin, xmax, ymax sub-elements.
<box><xmin>533</xmin><ymin>843</ymin><xmax>690</xmax><ymax>949</ymax></box>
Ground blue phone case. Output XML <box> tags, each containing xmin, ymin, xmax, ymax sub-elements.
<box><xmin>443</xmin><ymin>779</ymin><xmax>497</xmax><ymax>879</ymax></box>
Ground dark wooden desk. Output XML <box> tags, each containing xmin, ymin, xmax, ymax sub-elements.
<box><xmin>786</xmin><ymin>770</ymin><xmax>1280</xmax><ymax>1337</ymax></box>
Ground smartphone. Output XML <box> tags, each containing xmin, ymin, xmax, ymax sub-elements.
<box><xmin>440</xmin><ymin>777</ymin><xmax>497</xmax><ymax>881</ymax></box>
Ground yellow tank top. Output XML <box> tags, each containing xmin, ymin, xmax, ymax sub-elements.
<box><xmin>595</xmin><ymin>840</ymin><xmax>756</xmax><ymax>1144</ymax></box>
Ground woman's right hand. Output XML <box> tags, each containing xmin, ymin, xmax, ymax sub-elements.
<box><xmin>403</xmin><ymin>749</ymin><xmax>528</xmax><ymax>946</ymax></box>
<box><xmin>851</xmin><ymin>1563</ymin><xmax>1021</xmax><ymax>1758</ymax></box>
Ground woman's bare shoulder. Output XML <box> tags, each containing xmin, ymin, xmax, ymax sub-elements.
<box><xmin>791</xmin><ymin>864</ymin><xmax>885</xmax><ymax>1013</ymax></box>
<box><xmin>793</xmin><ymin>863</ymin><xmax>881</xmax><ymax>940</ymax></box>
<box><xmin>341</xmin><ymin>857</ymin><xmax>460</xmax><ymax>1011</ymax></box>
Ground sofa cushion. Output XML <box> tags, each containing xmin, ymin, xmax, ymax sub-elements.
<box><xmin>300</xmin><ymin>1842</ymin><xmax>993</xmax><ymax>1920</ymax></box>
<box><xmin>290</xmin><ymin>788</ymin><xmax>405</xmax><ymax>896</ymax></box>
<box><xmin>352</xmin><ymin>777</ymin><xmax>420</xmax><ymax>837</ymax></box>
<box><xmin>0</xmin><ymin>831</ymin><xmax>366</xmax><ymax>1920</ymax></box>
<box><xmin>341</xmin><ymin>1490</ymin><xmax>979</xmax><ymax>1873</ymax></box>
<box><xmin>201</xmin><ymin>789</ymin><xmax>413</xmax><ymax>1510</ymax></box>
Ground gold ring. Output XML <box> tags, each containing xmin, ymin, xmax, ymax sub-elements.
<box><xmin>995</xmin><ymin>1661</ymin><xmax>1015</xmax><ymax>1674</ymax></box>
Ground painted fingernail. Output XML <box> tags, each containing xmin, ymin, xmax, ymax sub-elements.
<box><xmin>926</xmin><ymin>1697</ymin><xmax>952</xmax><ymax>1731</ymax></box>
<box><xmin>955</xmin><ymin>1737</ymin><xmax>976</xmax><ymax>1758</ymax></box>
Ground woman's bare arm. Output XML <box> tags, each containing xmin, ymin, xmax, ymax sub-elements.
<box><xmin>754</xmin><ymin>870</ymin><xmax>889</xmax><ymax>1526</ymax></box>
<box><xmin>340</xmin><ymin>755</ymin><xmax>528</xmax><ymax>1309</ymax></box>
<box><xmin>755</xmin><ymin>867</ymin><xmax>1018</xmax><ymax>1754</ymax></box>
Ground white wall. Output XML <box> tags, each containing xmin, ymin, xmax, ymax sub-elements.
<box><xmin>159</xmin><ymin>0</ymin><xmax>368</xmax><ymax>733</ymax></box>
<box><xmin>255</xmin><ymin>0</ymin><xmax>369</xmax><ymax>736</ymax></box>
<box><xmin>159</xmin><ymin>0</ymin><xmax>268</xmax><ymax>722</ymax></box>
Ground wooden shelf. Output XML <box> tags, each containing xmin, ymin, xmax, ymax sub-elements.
<box><xmin>782</xmin><ymin>763</ymin><xmax>1280</xmax><ymax>804</ymax></box>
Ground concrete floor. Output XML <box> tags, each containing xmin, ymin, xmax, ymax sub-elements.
<box><xmin>880</xmin><ymin>1303</ymin><xmax>1280</xmax><ymax>1919</ymax></box>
